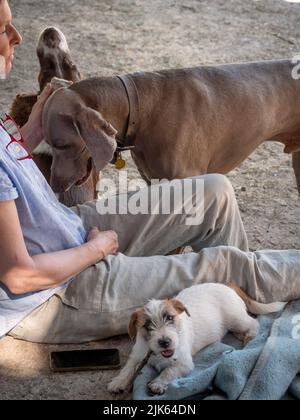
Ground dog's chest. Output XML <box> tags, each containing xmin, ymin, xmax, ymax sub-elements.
<box><xmin>149</xmin><ymin>354</ymin><xmax>175</xmax><ymax>373</ymax></box>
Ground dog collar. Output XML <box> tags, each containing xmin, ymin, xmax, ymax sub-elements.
<box><xmin>116</xmin><ymin>74</ymin><xmax>140</xmax><ymax>146</ymax></box>
<box><xmin>111</xmin><ymin>74</ymin><xmax>139</xmax><ymax>169</ymax></box>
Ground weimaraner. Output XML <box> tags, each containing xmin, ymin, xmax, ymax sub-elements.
<box><xmin>10</xmin><ymin>27</ymin><xmax>98</xmax><ymax>207</ymax></box>
<box><xmin>42</xmin><ymin>59</ymin><xmax>300</xmax><ymax>195</ymax></box>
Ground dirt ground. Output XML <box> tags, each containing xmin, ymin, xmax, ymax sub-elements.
<box><xmin>0</xmin><ymin>0</ymin><xmax>300</xmax><ymax>400</ymax></box>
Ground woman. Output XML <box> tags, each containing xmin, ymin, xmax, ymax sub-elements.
<box><xmin>1</xmin><ymin>0</ymin><xmax>300</xmax><ymax>344</ymax></box>
<box><xmin>0</xmin><ymin>0</ymin><xmax>118</xmax><ymax>341</ymax></box>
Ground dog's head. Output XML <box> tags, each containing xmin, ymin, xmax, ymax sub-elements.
<box><xmin>43</xmin><ymin>88</ymin><xmax>117</xmax><ymax>193</ymax></box>
<box><xmin>37</xmin><ymin>27</ymin><xmax>81</xmax><ymax>91</ymax></box>
<box><xmin>129</xmin><ymin>299</ymin><xmax>191</xmax><ymax>361</ymax></box>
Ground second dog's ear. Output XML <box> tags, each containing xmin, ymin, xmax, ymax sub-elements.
<box><xmin>128</xmin><ymin>309</ymin><xmax>144</xmax><ymax>340</ymax></box>
<box><xmin>10</xmin><ymin>93</ymin><xmax>38</xmax><ymax>127</ymax></box>
<box><xmin>284</xmin><ymin>142</ymin><xmax>300</xmax><ymax>154</ymax></box>
<box><xmin>75</xmin><ymin>106</ymin><xmax>117</xmax><ymax>172</ymax></box>
<box><xmin>170</xmin><ymin>299</ymin><xmax>191</xmax><ymax>317</ymax></box>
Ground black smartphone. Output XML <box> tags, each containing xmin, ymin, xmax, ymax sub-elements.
<box><xmin>50</xmin><ymin>348</ymin><xmax>121</xmax><ymax>373</ymax></box>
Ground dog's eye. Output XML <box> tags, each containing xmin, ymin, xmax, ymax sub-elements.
<box><xmin>166</xmin><ymin>315</ymin><xmax>174</xmax><ymax>322</ymax></box>
<box><xmin>53</xmin><ymin>144</ymin><xmax>70</xmax><ymax>151</ymax></box>
<box><xmin>144</xmin><ymin>321</ymin><xmax>153</xmax><ymax>332</ymax></box>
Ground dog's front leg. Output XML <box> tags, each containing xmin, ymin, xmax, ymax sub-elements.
<box><xmin>293</xmin><ymin>151</ymin><xmax>300</xmax><ymax>194</ymax></box>
<box><xmin>148</xmin><ymin>358</ymin><xmax>194</xmax><ymax>396</ymax></box>
<box><xmin>108</xmin><ymin>336</ymin><xmax>149</xmax><ymax>395</ymax></box>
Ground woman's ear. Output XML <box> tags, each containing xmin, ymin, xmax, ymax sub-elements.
<box><xmin>75</xmin><ymin>106</ymin><xmax>117</xmax><ymax>172</ymax></box>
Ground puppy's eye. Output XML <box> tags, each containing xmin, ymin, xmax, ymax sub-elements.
<box><xmin>166</xmin><ymin>315</ymin><xmax>174</xmax><ymax>322</ymax></box>
<box><xmin>144</xmin><ymin>321</ymin><xmax>153</xmax><ymax>332</ymax></box>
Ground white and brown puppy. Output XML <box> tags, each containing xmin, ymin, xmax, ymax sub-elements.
<box><xmin>108</xmin><ymin>283</ymin><xmax>286</xmax><ymax>396</ymax></box>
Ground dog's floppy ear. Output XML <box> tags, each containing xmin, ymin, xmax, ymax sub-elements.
<box><xmin>169</xmin><ymin>299</ymin><xmax>191</xmax><ymax>317</ymax></box>
<box><xmin>10</xmin><ymin>93</ymin><xmax>38</xmax><ymax>127</ymax></box>
<box><xmin>74</xmin><ymin>106</ymin><xmax>117</xmax><ymax>172</ymax></box>
<box><xmin>284</xmin><ymin>142</ymin><xmax>300</xmax><ymax>154</ymax></box>
<box><xmin>128</xmin><ymin>309</ymin><xmax>144</xmax><ymax>340</ymax></box>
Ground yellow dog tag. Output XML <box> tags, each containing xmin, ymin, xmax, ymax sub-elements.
<box><xmin>115</xmin><ymin>152</ymin><xmax>126</xmax><ymax>170</ymax></box>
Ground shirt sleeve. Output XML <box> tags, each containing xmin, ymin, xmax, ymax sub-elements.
<box><xmin>0</xmin><ymin>163</ymin><xmax>19</xmax><ymax>202</ymax></box>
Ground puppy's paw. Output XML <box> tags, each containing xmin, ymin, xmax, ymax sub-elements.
<box><xmin>107</xmin><ymin>377</ymin><xmax>128</xmax><ymax>395</ymax></box>
<box><xmin>148</xmin><ymin>380</ymin><xmax>168</xmax><ymax>395</ymax></box>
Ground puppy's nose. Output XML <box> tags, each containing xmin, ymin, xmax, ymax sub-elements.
<box><xmin>158</xmin><ymin>338</ymin><xmax>171</xmax><ymax>349</ymax></box>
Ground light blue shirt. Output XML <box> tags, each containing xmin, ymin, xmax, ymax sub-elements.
<box><xmin>0</xmin><ymin>123</ymin><xmax>87</xmax><ymax>338</ymax></box>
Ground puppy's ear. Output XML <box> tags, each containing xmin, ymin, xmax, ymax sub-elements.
<box><xmin>169</xmin><ymin>299</ymin><xmax>191</xmax><ymax>317</ymax></box>
<box><xmin>75</xmin><ymin>106</ymin><xmax>117</xmax><ymax>172</ymax></box>
<box><xmin>128</xmin><ymin>309</ymin><xmax>144</xmax><ymax>340</ymax></box>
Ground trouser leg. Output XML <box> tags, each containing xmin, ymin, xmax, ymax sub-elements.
<box><xmin>9</xmin><ymin>246</ymin><xmax>300</xmax><ymax>343</ymax></box>
<box><xmin>74</xmin><ymin>174</ymin><xmax>249</xmax><ymax>256</ymax></box>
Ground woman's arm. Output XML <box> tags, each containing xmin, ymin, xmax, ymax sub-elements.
<box><xmin>20</xmin><ymin>84</ymin><xmax>53</xmax><ymax>153</ymax></box>
<box><xmin>30</xmin><ymin>227</ymin><xmax>118</xmax><ymax>292</ymax></box>
<box><xmin>0</xmin><ymin>200</ymin><xmax>118</xmax><ymax>295</ymax></box>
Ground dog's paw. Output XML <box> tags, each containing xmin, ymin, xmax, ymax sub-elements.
<box><xmin>148</xmin><ymin>380</ymin><xmax>168</xmax><ymax>395</ymax></box>
<box><xmin>107</xmin><ymin>377</ymin><xmax>127</xmax><ymax>395</ymax></box>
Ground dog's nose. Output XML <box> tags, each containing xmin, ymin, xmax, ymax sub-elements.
<box><xmin>158</xmin><ymin>338</ymin><xmax>171</xmax><ymax>349</ymax></box>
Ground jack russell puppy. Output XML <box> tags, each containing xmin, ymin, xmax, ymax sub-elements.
<box><xmin>108</xmin><ymin>283</ymin><xmax>287</xmax><ymax>396</ymax></box>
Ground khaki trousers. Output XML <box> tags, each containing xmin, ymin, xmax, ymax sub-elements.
<box><xmin>9</xmin><ymin>175</ymin><xmax>300</xmax><ymax>344</ymax></box>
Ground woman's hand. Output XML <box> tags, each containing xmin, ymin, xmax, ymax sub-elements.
<box><xmin>87</xmin><ymin>226</ymin><xmax>119</xmax><ymax>260</ymax></box>
<box><xmin>21</xmin><ymin>83</ymin><xmax>53</xmax><ymax>152</ymax></box>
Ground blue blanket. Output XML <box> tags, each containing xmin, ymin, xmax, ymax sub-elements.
<box><xmin>133</xmin><ymin>300</ymin><xmax>300</xmax><ymax>400</ymax></box>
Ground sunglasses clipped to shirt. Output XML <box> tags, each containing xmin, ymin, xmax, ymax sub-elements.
<box><xmin>0</xmin><ymin>113</ymin><xmax>33</xmax><ymax>161</ymax></box>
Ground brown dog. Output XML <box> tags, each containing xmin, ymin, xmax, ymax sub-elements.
<box><xmin>10</xmin><ymin>27</ymin><xmax>98</xmax><ymax>207</ymax></box>
<box><xmin>42</xmin><ymin>59</ymin><xmax>300</xmax><ymax>194</ymax></box>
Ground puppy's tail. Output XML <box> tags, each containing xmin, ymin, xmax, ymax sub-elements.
<box><xmin>228</xmin><ymin>283</ymin><xmax>287</xmax><ymax>315</ymax></box>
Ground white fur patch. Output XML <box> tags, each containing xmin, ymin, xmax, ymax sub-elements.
<box><xmin>34</xmin><ymin>141</ymin><xmax>53</xmax><ymax>156</ymax></box>
<box><xmin>144</xmin><ymin>300</ymin><xmax>165</xmax><ymax>322</ymax></box>
<box><xmin>37</xmin><ymin>27</ymin><xmax>70</xmax><ymax>54</ymax></box>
